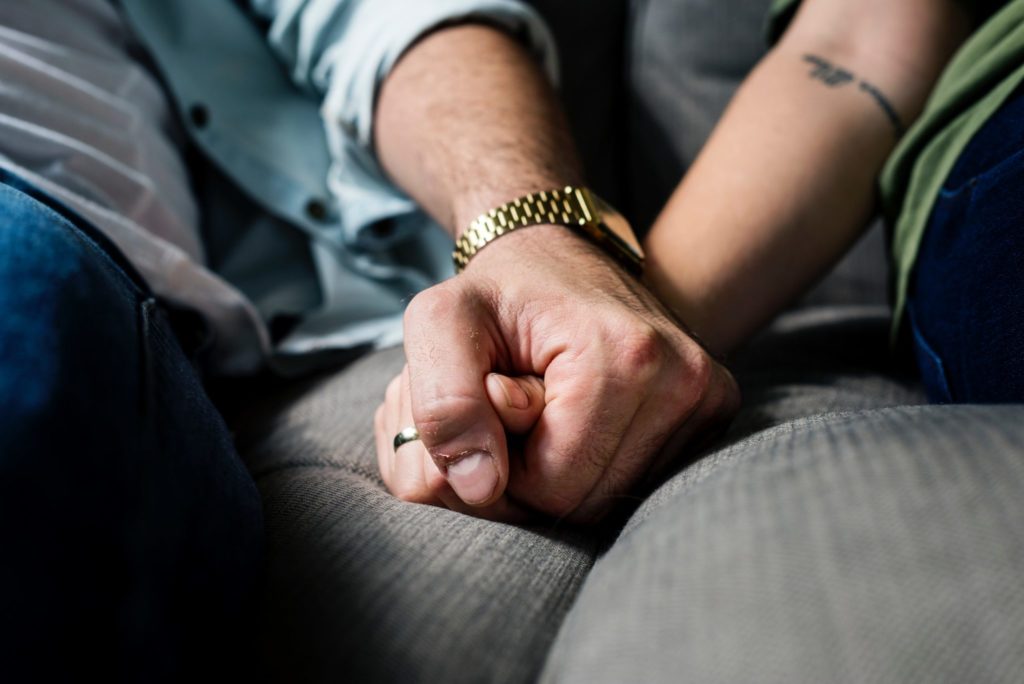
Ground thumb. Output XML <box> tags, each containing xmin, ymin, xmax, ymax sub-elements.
<box><xmin>485</xmin><ymin>373</ymin><xmax>545</xmax><ymax>434</ymax></box>
<box><xmin>404</xmin><ymin>286</ymin><xmax>509</xmax><ymax>508</ymax></box>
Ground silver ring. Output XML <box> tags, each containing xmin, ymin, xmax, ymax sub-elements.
<box><xmin>393</xmin><ymin>426</ymin><xmax>421</xmax><ymax>451</ymax></box>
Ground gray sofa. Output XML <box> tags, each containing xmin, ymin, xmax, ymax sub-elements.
<box><xmin>228</xmin><ymin>2</ymin><xmax>1024</xmax><ymax>681</ymax></box>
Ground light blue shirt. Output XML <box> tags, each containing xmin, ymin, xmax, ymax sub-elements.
<box><xmin>116</xmin><ymin>0</ymin><xmax>557</xmax><ymax>374</ymax></box>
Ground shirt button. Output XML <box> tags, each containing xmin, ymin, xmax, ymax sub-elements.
<box><xmin>372</xmin><ymin>220</ymin><xmax>396</xmax><ymax>239</ymax></box>
<box><xmin>305</xmin><ymin>198</ymin><xmax>329</xmax><ymax>222</ymax></box>
<box><xmin>189</xmin><ymin>104</ymin><xmax>209</xmax><ymax>129</ymax></box>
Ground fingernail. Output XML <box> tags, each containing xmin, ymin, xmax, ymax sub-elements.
<box><xmin>487</xmin><ymin>373</ymin><xmax>529</xmax><ymax>410</ymax></box>
<box><xmin>446</xmin><ymin>451</ymin><xmax>498</xmax><ymax>505</ymax></box>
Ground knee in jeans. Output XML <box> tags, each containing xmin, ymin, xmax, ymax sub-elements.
<box><xmin>0</xmin><ymin>194</ymin><xmax>110</xmax><ymax>295</ymax></box>
<box><xmin>0</xmin><ymin>195</ymin><xmax>140</xmax><ymax>423</ymax></box>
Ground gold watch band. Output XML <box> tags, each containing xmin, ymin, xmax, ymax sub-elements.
<box><xmin>453</xmin><ymin>186</ymin><xmax>642</xmax><ymax>275</ymax></box>
<box><xmin>454</xmin><ymin>186</ymin><xmax>594</xmax><ymax>272</ymax></box>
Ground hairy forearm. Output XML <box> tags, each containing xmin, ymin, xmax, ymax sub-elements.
<box><xmin>643</xmin><ymin>0</ymin><xmax>970</xmax><ymax>354</ymax></box>
<box><xmin>375</xmin><ymin>24</ymin><xmax>582</xmax><ymax>237</ymax></box>
<box><xmin>371</xmin><ymin>22</ymin><xmax>741</xmax><ymax>522</ymax></box>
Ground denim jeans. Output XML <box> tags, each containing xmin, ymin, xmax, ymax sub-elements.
<box><xmin>909</xmin><ymin>83</ymin><xmax>1024</xmax><ymax>403</ymax></box>
<box><xmin>0</xmin><ymin>170</ymin><xmax>263</xmax><ymax>681</ymax></box>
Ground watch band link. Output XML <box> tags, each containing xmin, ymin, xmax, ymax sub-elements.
<box><xmin>453</xmin><ymin>186</ymin><xmax>594</xmax><ymax>272</ymax></box>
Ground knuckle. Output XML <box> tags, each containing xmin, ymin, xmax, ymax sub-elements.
<box><xmin>413</xmin><ymin>391</ymin><xmax>483</xmax><ymax>446</ymax></box>
<box><xmin>615</xmin><ymin>323</ymin><xmax>665</xmax><ymax>381</ymax></box>
<box><xmin>665</xmin><ymin>346</ymin><xmax>714</xmax><ymax>415</ymax></box>
<box><xmin>404</xmin><ymin>284</ymin><xmax>462</xmax><ymax>331</ymax></box>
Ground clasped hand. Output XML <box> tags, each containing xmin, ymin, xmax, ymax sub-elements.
<box><xmin>374</xmin><ymin>226</ymin><xmax>739</xmax><ymax>523</ymax></box>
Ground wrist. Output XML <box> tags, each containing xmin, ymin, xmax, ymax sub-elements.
<box><xmin>463</xmin><ymin>222</ymin><xmax>605</xmax><ymax>274</ymax></box>
<box><xmin>450</xmin><ymin>180</ymin><xmax>581</xmax><ymax>238</ymax></box>
<box><xmin>454</xmin><ymin>186</ymin><xmax>644</xmax><ymax>277</ymax></box>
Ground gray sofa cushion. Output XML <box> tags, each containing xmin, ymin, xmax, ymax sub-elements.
<box><xmin>542</xmin><ymin>404</ymin><xmax>1024</xmax><ymax>683</ymax></box>
<box><xmin>235</xmin><ymin>348</ymin><xmax>597</xmax><ymax>683</ymax></box>
<box><xmin>231</xmin><ymin>303</ymin><xmax>932</xmax><ymax>682</ymax></box>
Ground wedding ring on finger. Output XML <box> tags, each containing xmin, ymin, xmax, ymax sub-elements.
<box><xmin>393</xmin><ymin>426</ymin><xmax>421</xmax><ymax>452</ymax></box>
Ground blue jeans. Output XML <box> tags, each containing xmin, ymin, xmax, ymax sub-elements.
<box><xmin>908</xmin><ymin>83</ymin><xmax>1024</xmax><ymax>403</ymax></box>
<box><xmin>0</xmin><ymin>171</ymin><xmax>263</xmax><ymax>681</ymax></box>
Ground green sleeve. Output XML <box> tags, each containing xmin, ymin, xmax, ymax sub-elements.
<box><xmin>765</xmin><ymin>0</ymin><xmax>801</xmax><ymax>46</ymax></box>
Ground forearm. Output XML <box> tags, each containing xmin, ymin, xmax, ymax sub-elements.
<box><xmin>375</xmin><ymin>23</ymin><xmax>582</xmax><ymax>237</ymax></box>
<box><xmin>371</xmin><ymin>22</ymin><xmax>740</xmax><ymax>522</ymax></box>
<box><xmin>643</xmin><ymin>0</ymin><xmax>970</xmax><ymax>354</ymax></box>
<box><xmin>644</xmin><ymin>46</ymin><xmax>898</xmax><ymax>353</ymax></box>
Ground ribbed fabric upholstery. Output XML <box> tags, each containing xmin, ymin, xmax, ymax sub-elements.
<box><xmin>237</xmin><ymin>348</ymin><xmax>598</xmax><ymax>683</ymax></box>
<box><xmin>543</xmin><ymin>405</ymin><xmax>1024</xmax><ymax>683</ymax></box>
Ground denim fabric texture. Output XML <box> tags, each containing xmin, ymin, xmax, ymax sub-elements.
<box><xmin>909</xmin><ymin>83</ymin><xmax>1024</xmax><ymax>402</ymax></box>
<box><xmin>0</xmin><ymin>171</ymin><xmax>264</xmax><ymax>681</ymax></box>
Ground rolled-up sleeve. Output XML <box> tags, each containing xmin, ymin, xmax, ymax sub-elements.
<box><xmin>249</xmin><ymin>0</ymin><xmax>558</xmax><ymax>246</ymax></box>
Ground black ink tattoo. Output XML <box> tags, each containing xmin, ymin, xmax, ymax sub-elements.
<box><xmin>802</xmin><ymin>55</ymin><xmax>906</xmax><ymax>137</ymax></box>
<box><xmin>803</xmin><ymin>55</ymin><xmax>854</xmax><ymax>87</ymax></box>
<box><xmin>858</xmin><ymin>81</ymin><xmax>907</xmax><ymax>137</ymax></box>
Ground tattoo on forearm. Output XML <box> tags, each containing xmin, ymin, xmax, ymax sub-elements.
<box><xmin>803</xmin><ymin>55</ymin><xmax>854</xmax><ymax>87</ymax></box>
<box><xmin>857</xmin><ymin>81</ymin><xmax>906</xmax><ymax>137</ymax></box>
<box><xmin>802</xmin><ymin>54</ymin><xmax>906</xmax><ymax>137</ymax></box>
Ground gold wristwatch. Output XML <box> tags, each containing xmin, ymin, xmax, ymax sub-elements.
<box><xmin>453</xmin><ymin>186</ymin><xmax>644</xmax><ymax>276</ymax></box>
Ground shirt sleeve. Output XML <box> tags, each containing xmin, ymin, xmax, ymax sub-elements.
<box><xmin>247</xmin><ymin>0</ymin><xmax>559</xmax><ymax>247</ymax></box>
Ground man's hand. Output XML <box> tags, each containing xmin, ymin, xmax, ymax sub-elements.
<box><xmin>378</xmin><ymin>225</ymin><xmax>739</xmax><ymax>523</ymax></box>
<box><xmin>376</xmin><ymin>366</ymin><xmax>546</xmax><ymax>522</ymax></box>
<box><xmin>370</xmin><ymin>23</ymin><xmax>737</xmax><ymax>522</ymax></box>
